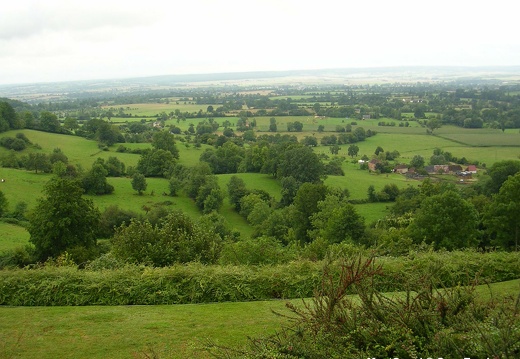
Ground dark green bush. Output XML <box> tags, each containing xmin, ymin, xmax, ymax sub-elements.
<box><xmin>0</xmin><ymin>250</ymin><xmax>519</xmax><ymax>306</ymax></box>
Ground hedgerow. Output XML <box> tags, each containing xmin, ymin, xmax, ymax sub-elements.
<box><xmin>0</xmin><ymin>250</ymin><xmax>519</xmax><ymax>306</ymax></box>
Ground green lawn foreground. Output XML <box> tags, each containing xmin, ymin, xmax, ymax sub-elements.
<box><xmin>1</xmin><ymin>279</ymin><xmax>518</xmax><ymax>359</ymax></box>
<box><xmin>0</xmin><ymin>299</ymin><xmax>291</xmax><ymax>359</ymax></box>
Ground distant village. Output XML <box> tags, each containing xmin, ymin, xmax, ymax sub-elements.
<box><xmin>362</xmin><ymin>159</ymin><xmax>478</xmax><ymax>181</ymax></box>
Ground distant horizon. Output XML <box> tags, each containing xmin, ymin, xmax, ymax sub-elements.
<box><xmin>2</xmin><ymin>64</ymin><xmax>520</xmax><ymax>88</ymax></box>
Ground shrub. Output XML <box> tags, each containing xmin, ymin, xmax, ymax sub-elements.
<box><xmin>0</xmin><ymin>245</ymin><xmax>35</xmax><ymax>269</ymax></box>
<box><xmin>219</xmin><ymin>236</ymin><xmax>297</xmax><ymax>265</ymax></box>
<box><xmin>111</xmin><ymin>211</ymin><xmax>223</xmax><ymax>266</ymax></box>
<box><xmin>210</xmin><ymin>254</ymin><xmax>520</xmax><ymax>358</ymax></box>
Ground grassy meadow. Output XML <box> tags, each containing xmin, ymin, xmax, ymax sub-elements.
<box><xmin>1</xmin><ymin>278</ymin><xmax>518</xmax><ymax>359</ymax></box>
<box><xmin>0</xmin><ymin>222</ymin><xmax>29</xmax><ymax>251</ymax></box>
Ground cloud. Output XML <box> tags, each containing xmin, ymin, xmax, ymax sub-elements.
<box><xmin>0</xmin><ymin>0</ymin><xmax>158</xmax><ymax>41</ymax></box>
<box><xmin>0</xmin><ymin>0</ymin><xmax>519</xmax><ymax>85</ymax></box>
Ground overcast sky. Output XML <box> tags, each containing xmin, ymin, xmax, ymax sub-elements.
<box><xmin>1</xmin><ymin>0</ymin><xmax>519</xmax><ymax>85</ymax></box>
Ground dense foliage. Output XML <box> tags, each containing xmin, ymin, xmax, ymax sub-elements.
<box><xmin>0</xmin><ymin>250</ymin><xmax>519</xmax><ymax>306</ymax></box>
<box><xmin>27</xmin><ymin>177</ymin><xmax>100</xmax><ymax>262</ymax></box>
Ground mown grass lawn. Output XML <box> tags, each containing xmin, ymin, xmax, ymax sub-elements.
<box><xmin>1</xmin><ymin>279</ymin><xmax>518</xmax><ymax>359</ymax></box>
<box><xmin>0</xmin><ymin>299</ymin><xmax>291</xmax><ymax>359</ymax></box>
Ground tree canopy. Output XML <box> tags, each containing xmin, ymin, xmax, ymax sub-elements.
<box><xmin>407</xmin><ymin>190</ymin><xmax>478</xmax><ymax>250</ymax></box>
<box><xmin>277</xmin><ymin>145</ymin><xmax>325</xmax><ymax>184</ymax></box>
<box><xmin>28</xmin><ymin>177</ymin><xmax>100</xmax><ymax>261</ymax></box>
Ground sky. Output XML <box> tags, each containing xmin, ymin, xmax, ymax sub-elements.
<box><xmin>1</xmin><ymin>0</ymin><xmax>519</xmax><ymax>85</ymax></box>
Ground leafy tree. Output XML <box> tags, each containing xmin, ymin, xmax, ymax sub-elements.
<box><xmin>128</xmin><ymin>122</ymin><xmax>149</xmax><ymax>134</ymax></box>
<box><xmin>391</xmin><ymin>186</ymin><xmax>422</xmax><ymax>215</ymax></box>
<box><xmin>242</xmin><ymin>129</ymin><xmax>256</xmax><ymax>142</ymax></box>
<box><xmin>374</xmin><ymin>146</ymin><xmax>384</xmax><ymax>155</ymax></box>
<box><xmin>324</xmin><ymin>158</ymin><xmax>345</xmax><ymax>176</ymax></box>
<box><xmin>426</xmin><ymin>118</ymin><xmax>442</xmax><ymax>134</ymax></box>
<box><xmin>329</xmin><ymin>145</ymin><xmax>340</xmax><ymax>155</ymax></box>
<box><xmin>353</xmin><ymin>127</ymin><xmax>366</xmax><ymax>141</ymax></box>
<box><xmin>63</xmin><ymin>117</ymin><xmax>79</xmax><ymax>132</ymax></box>
<box><xmin>302</xmin><ymin>136</ymin><xmax>318</xmax><ymax>147</ymax></box>
<box><xmin>96</xmin><ymin>121</ymin><xmax>122</xmax><ymax>146</ymax></box>
<box><xmin>49</xmin><ymin>148</ymin><xmax>68</xmax><ymax>164</ymax></box>
<box><xmin>385</xmin><ymin>149</ymin><xmax>400</xmax><ymax>161</ymax></box>
<box><xmin>413</xmin><ymin>105</ymin><xmax>426</xmax><ymax>118</ymax></box>
<box><xmin>198</xmin><ymin>211</ymin><xmax>236</xmax><ymax>242</ymax></box>
<box><xmin>227</xmin><ymin>175</ymin><xmax>249</xmax><ymax>211</ymax></box>
<box><xmin>168</xmin><ymin>177</ymin><xmax>182</xmax><ymax>196</ymax></box>
<box><xmin>52</xmin><ymin>162</ymin><xmax>80</xmax><ymax>179</ymax></box>
<box><xmin>152</xmin><ymin>131</ymin><xmax>179</xmax><ymax>159</ymax></box>
<box><xmin>410</xmin><ymin>154</ymin><xmax>425</xmax><ymax>168</ymax></box>
<box><xmin>98</xmin><ymin>205</ymin><xmax>137</xmax><ymax>238</ymax></box>
<box><xmin>429</xmin><ymin>154</ymin><xmax>447</xmax><ymax>165</ymax></box>
<box><xmin>196</xmin><ymin>177</ymin><xmax>224</xmax><ymax>214</ymax></box>
<box><xmin>28</xmin><ymin>177</ymin><xmax>100</xmax><ymax>261</ymax></box>
<box><xmin>136</xmin><ymin>149</ymin><xmax>175</xmax><ymax>177</ymax></box>
<box><xmin>287</xmin><ymin>121</ymin><xmax>303</xmax><ymax>132</ymax></box>
<box><xmin>82</xmin><ymin>163</ymin><xmax>114</xmax><ymax>195</ymax></box>
<box><xmin>239</xmin><ymin>193</ymin><xmax>267</xmax><ymax>219</ymax></box>
<box><xmin>484</xmin><ymin>160</ymin><xmax>520</xmax><ymax>194</ymax></box>
<box><xmin>484</xmin><ymin>172</ymin><xmax>520</xmax><ymax>250</ymax></box>
<box><xmin>0</xmin><ymin>137</ymin><xmax>26</xmax><ymax>151</ymax></box>
<box><xmin>185</xmin><ymin>162</ymin><xmax>213</xmax><ymax>199</ymax></box>
<box><xmin>199</xmin><ymin>141</ymin><xmax>244</xmax><ymax>174</ymax></box>
<box><xmin>247</xmin><ymin>201</ymin><xmax>273</xmax><ymax>228</ymax></box>
<box><xmin>10</xmin><ymin>201</ymin><xmax>28</xmax><ymax>221</ymax></box>
<box><xmin>292</xmin><ymin>183</ymin><xmax>328</xmax><ymax>243</ymax></box>
<box><xmin>0</xmin><ymin>101</ymin><xmax>19</xmax><ymax>131</ymax></box>
<box><xmin>277</xmin><ymin>145</ymin><xmax>324</xmax><ymax>184</ymax></box>
<box><xmin>255</xmin><ymin>206</ymin><xmax>296</xmax><ymax>244</ymax></box>
<box><xmin>347</xmin><ymin>144</ymin><xmax>359</xmax><ymax>158</ymax></box>
<box><xmin>407</xmin><ymin>190</ymin><xmax>478</xmax><ymax>250</ymax></box>
<box><xmin>380</xmin><ymin>183</ymin><xmax>400</xmax><ymax>201</ymax></box>
<box><xmin>105</xmin><ymin>156</ymin><xmax>125</xmax><ymax>177</ymax></box>
<box><xmin>269</xmin><ymin>118</ymin><xmax>277</xmax><ymax>132</ymax></box>
<box><xmin>25</xmin><ymin>153</ymin><xmax>52</xmax><ymax>173</ymax></box>
<box><xmin>367</xmin><ymin>185</ymin><xmax>378</xmax><ymax>202</ymax></box>
<box><xmin>280</xmin><ymin>176</ymin><xmax>300</xmax><ymax>207</ymax></box>
<box><xmin>131</xmin><ymin>172</ymin><xmax>147</xmax><ymax>195</ymax></box>
<box><xmin>310</xmin><ymin>193</ymin><xmax>365</xmax><ymax>244</ymax></box>
<box><xmin>39</xmin><ymin>111</ymin><xmax>61</xmax><ymax>133</ymax></box>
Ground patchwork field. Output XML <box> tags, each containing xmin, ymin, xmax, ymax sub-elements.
<box><xmin>0</xmin><ymin>121</ymin><xmax>519</xmax><ymax>245</ymax></box>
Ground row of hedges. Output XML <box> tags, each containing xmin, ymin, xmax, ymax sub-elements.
<box><xmin>1</xmin><ymin>250</ymin><xmax>519</xmax><ymax>306</ymax></box>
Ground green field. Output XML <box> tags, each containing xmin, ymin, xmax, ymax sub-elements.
<box><xmin>103</xmin><ymin>102</ymin><xmax>211</xmax><ymax>117</ymax></box>
<box><xmin>0</xmin><ymin>222</ymin><xmax>29</xmax><ymax>251</ymax></box>
<box><xmin>1</xmin><ymin>279</ymin><xmax>518</xmax><ymax>359</ymax></box>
